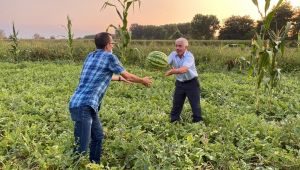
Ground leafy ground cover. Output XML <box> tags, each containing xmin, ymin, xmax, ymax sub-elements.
<box><xmin>0</xmin><ymin>62</ymin><xmax>299</xmax><ymax>169</ymax></box>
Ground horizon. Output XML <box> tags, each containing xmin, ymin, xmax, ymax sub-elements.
<box><xmin>0</xmin><ymin>0</ymin><xmax>299</xmax><ymax>39</ymax></box>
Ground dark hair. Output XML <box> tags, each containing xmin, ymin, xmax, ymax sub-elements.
<box><xmin>94</xmin><ymin>32</ymin><xmax>111</xmax><ymax>49</ymax></box>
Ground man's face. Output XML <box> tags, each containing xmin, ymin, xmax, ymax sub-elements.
<box><xmin>106</xmin><ymin>36</ymin><xmax>115</xmax><ymax>52</ymax></box>
<box><xmin>175</xmin><ymin>41</ymin><xmax>187</xmax><ymax>57</ymax></box>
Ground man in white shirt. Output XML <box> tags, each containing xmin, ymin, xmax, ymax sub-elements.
<box><xmin>165</xmin><ymin>37</ymin><xmax>203</xmax><ymax>123</ymax></box>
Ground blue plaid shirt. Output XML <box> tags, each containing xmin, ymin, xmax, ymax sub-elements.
<box><xmin>69</xmin><ymin>49</ymin><xmax>125</xmax><ymax>112</ymax></box>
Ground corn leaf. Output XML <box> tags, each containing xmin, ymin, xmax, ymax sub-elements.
<box><xmin>265</xmin><ymin>0</ymin><xmax>271</xmax><ymax>15</ymax></box>
<box><xmin>264</xmin><ymin>9</ymin><xmax>276</xmax><ymax>30</ymax></box>
<box><xmin>252</xmin><ymin>0</ymin><xmax>258</xmax><ymax>7</ymax></box>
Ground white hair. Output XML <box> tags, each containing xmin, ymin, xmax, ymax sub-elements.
<box><xmin>175</xmin><ymin>37</ymin><xmax>188</xmax><ymax>47</ymax></box>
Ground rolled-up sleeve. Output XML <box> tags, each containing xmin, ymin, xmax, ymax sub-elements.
<box><xmin>183</xmin><ymin>54</ymin><xmax>195</xmax><ymax>68</ymax></box>
<box><xmin>108</xmin><ymin>54</ymin><xmax>125</xmax><ymax>74</ymax></box>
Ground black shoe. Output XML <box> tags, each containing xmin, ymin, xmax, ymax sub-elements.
<box><xmin>170</xmin><ymin>119</ymin><xmax>180</xmax><ymax>123</ymax></box>
<box><xmin>192</xmin><ymin>119</ymin><xmax>203</xmax><ymax>123</ymax></box>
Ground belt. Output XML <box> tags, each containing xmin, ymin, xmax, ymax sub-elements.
<box><xmin>177</xmin><ymin>77</ymin><xmax>197</xmax><ymax>83</ymax></box>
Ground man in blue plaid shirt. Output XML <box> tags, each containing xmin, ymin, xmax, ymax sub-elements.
<box><xmin>69</xmin><ymin>32</ymin><xmax>152</xmax><ymax>164</ymax></box>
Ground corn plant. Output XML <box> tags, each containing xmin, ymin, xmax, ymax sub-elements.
<box><xmin>65</xmin><ymin>15</ymin><xmax>74</xmax><ymax>60</ymax></box>
<box><xmin>9</xmin><ymin>22</ymin><xmax>20</xmax><ymax>62</ymax></box>
<box><xmin>101</xmin><ymin>0</ymin><xmax>141</xmax><ymax>62</ymax></box>
<box><xmin>250</xmin><ymin>0</ymin><xmax>292</xmax><ymax>111</ymax></box>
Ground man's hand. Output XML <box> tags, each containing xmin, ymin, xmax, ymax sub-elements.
<box><xmin>142</xmin><ymin>77</ymin><xmax>153</xmax><ymax>87</ymax></box>
<box><xmin>121</xmin><ymin>71</ymin><xmax>153</xmax><ymax>87</ymax></box>
<box><xmin>165</xmin><ymin>68</ymin><xmax>176</xmax><ymax>76</ymax></box>
<box><xmin>165</xmin><ymin>69</ymin><xmax>172</xmax><ymax>76</ymax></box>
<box><xmin>165</xmin><ymin>66</ymin><xmax>188</xmax><ymax>76</ymax></box>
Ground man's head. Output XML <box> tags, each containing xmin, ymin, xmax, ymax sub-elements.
<box><xmin>94</xmin><ymin>32</ymin><xmax>115</xmax><ymax>52</ymax></box>
<box><xmin>175</xmin><ymin>37</ymin><xmax>188</xmax><ymax>57</ymax></box>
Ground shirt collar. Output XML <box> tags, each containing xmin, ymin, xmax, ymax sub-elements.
<box><xmin>176</xmin><ymin>50</ymin><xmax>187</xmax><ymax>59</ymax></box>
<box><xmin>96</xmin><ymin>49</ymin><xmax>104</xmax><ymax>52</ymax></box>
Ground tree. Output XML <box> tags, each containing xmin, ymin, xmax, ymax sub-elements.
<box><xmin>270</xmin><ymin>1</ymin><xmax>294</xmax><ymax>32</ymax></box>
<box><xmin>219</xmin><ymin>15</ymin><xmax>255</xmax><ymax>40</ymax></box>
<box><xmin>162</xmin><ymin>24</ymin><xmax>179</xmax><ymax>39</ymax></box>
<box><xmin>130</xmin><ymin>23</ymin><xmax>142</xmax><ymax>39</ymax></box>
<box><xmin>190</xmin><ymin>14</ymin><xmax>219</xmax><ymax>39</ymax></box>
<box><xmin>255</xmin><ymin>20</ymin><xmax>264</xmax><ymax>33</ymax></box>
<box><xmin>177</xmin><ymin>23</ymin><xmax>191</xmax><ymax>38</ymax></box>
<box><xmin>130</xmin><ymin>23</ymin><xmax>189</xmax><ymax>40</ymax></box>
<box><xmin>291</xmin><ymin>7</ymin><xmax>300</xmax><ymax>40</ymax></box>
<box><xmin>83</xmin><ymin>34</ymin><xmax>96</xmax><ymax>39</ymax></box>
<box><xmin>33</xmin><ymin>33</ymin><xmax>45</xmax><ymax>39</ymax></box>
<box><xmin>130</xmin><ymin>24</ymin><xmax>163</xmax><ymax>39</ymax></box>
<box><xmin>0</xmin><ymin>29</ymin><xmax>6</xmax><ymax>39</ymax></box>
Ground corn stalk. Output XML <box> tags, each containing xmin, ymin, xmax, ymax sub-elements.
<box><xmin>9</xmin><ymin>22</ymin><xmax>20</xmax><ymax>62</ymax></box>
<box><xmin>101</xmin><ymin>0</ymin><xmax>141</xmax><ymax>62</ymax></box>
<box><xmin>250</xmin><ymin>0</ymin><xmax>291</xmax><ymax>112</ymax></box>
<box><xmin>297</xmin><ymin>31</ymin><xmax>300</xmax><ymax>49</ymax></box>
<box><xmin>66</xmin><ymin>16</ymin><xmax>74</xmax><ymax>60</ymax></box>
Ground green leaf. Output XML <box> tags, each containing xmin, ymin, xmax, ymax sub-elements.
<box><xmin>248</xmin><ymin>64</ymin><xmax>255</xmax><ymax>77</ymax></box>
<box><xmin>125</xmin><ymin>1</ymin><xmax>133</xmax><ymax>12</ymax></box>
<box><xmin>274</xmin><ymin>0</ymin><xmax>284</xmax><ymax>10</ymax></box>
<box><xmin>252</xmin><ymin>39</ymin><xmax>260</xmax><ymax>49</ymax></box>
<box><xmin>105</xmin><ymin>24</ymin><xmax>118</xmax><ymax>32</ymax></box>
<box><xmin>279</xmin><ymin>41</ymin><xmax>285</xmax><ymax>57</ymax></box>
<box><xmin>257</xmin><ymin>69</ymin><xmax>265</xmax><ymax>89</ymax></box>
<box><xmin>264</xmin><ymin>0</ymin><xmax>271</xmax><ymax>15</ymax></box>
<box><xmin>186</xmin><ymin>134</ymin><xmax>194</xmax><ymax>143</ymax></box>
<box><xmin>252</xmin><ymin>0</ymin><xmax>258</xmax><ymax>7</ymax></box>
<box><xmin>281</xmin><ymin>22</ymin><xmax>292</xmax><ymax>38</ymax></box>
<box><xmin>264</xmin><ymin>9</ymin><xmax>276</xmax><ymax>30</ymax></box>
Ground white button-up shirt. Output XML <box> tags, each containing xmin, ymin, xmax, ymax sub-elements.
<box><xmin>168</xmin><ymin>51</ymin><xmax>198</xmax><ymax>82</ymax></box>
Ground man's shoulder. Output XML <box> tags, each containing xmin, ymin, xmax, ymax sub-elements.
<box><xmin>185</xmin><ymin>51</ymin><xmax>194</xmax><ymax>59</ymax></box>
<box><xmin>169</xmin><ymin>51</ymin><xmax>177</xmax><ymax>57</ymax></box>
<box><xmin>102</xmin><ymin>51</ymin><xmax>118</xmax><ymax>60</ymax></box>
<box><xmin>86</xmin><ymin>50</ymin><xmax>117</xmax><ymax>60</ymax></box>
<box><xmin>185</xmin><ymin>51</ymin><xmax>193</xmax><ymax>56</ymax></box>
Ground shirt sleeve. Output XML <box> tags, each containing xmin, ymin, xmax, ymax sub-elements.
<box><xmin>168</xmin><ymin>52</ymin><xmax>174</xmax><ymax>65</ymax></box>
<box><xmin>182</xmin><ymin>53</ymin><xmax>195</xmax><ymax>68</ymax></box>
<box><xmin>108</xmin><ymin>54</ymin><xmax>125</xmax><ymax>74</ymax></box>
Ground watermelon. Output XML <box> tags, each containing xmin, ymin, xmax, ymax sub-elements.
<box><xmin>146</xmin><ymin>51</ymin><xmax>168</xmax><ymax>68</ymax></box>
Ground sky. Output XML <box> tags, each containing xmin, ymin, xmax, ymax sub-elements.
<box><xmin>0</xmin><ymin>0</ymin><xmax>299</xmax><ymax>39</ymax></box>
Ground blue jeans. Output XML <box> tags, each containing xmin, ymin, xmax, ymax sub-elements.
<box><xmin>69</xmin><ymin>105</ymin><xmax>103</xmax><ymax>164</ymax></box>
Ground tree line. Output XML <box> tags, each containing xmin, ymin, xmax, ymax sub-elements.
<box><xmin>130</xmin><ymin>2</ymin><xmax>300</xmax><ymax>40</ymax></box>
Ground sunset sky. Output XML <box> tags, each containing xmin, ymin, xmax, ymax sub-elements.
<box><xmin>0</xmin><ymin>0</ymin><xmax>299</xmax><ymax>38</ymax></box>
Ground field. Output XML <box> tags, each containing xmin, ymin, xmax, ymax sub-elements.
<box><xmin>0</xmin><ymin>40</ymin><xmax>300</xmax><ymax>169</ymax></box>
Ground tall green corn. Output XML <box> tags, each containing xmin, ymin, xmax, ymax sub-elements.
<box><xmin>66</xmin><ymin>15</ymin><xmax>74</xmax><ymax>60</ymax></box>
<box><xmin>101</xmin><ymin>0</ymin><xmax>141</xmax><ymax>62</ymax></box>
<box><xmin>9</xmin><ymin>22</ymin><xmax>20</xmax><ymax>62</ymax></box>
<box><xmin>250</xmin><ymin>0</ymin><xmax>291</xmax><ymax>112</ymax></box>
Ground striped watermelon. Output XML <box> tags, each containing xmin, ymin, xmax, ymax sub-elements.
<box><xmin>146</xmin><ymin>51</ymin><xmax>168</xmax><ymax>68</ymax></box>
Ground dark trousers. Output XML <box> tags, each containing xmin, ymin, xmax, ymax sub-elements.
<box><xmin>171</xmin><ymin>78</ymin><xmax>202</xmax><ymax>122</ymax></box>
<box><xmin>69</xmin><ymin>105</ymin><xmax>103</xmax><ymax>164</ymax></box>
